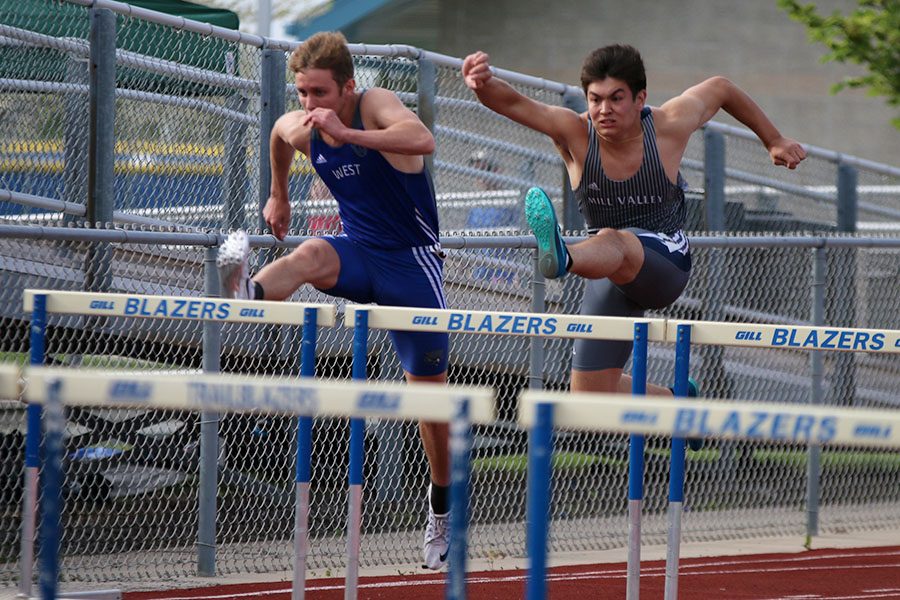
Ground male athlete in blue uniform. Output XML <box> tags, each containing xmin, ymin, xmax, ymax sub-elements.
<box><xmin>217</xmin><ymin>32</ymin><xmax>451</xmax><ymax>569</ymax></box>
<box><xmin>462</xmin><ymin>45</ymin><xmax>805</xmax><ymax>423</ymax></box>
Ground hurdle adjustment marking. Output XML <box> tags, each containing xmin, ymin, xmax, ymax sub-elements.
<box><xmin>23</xmin><ymin>289</ymin><xmax>336</xmax><ymax>326</ymax></box>
<box><xmin>668</xmin><ymin>319</ymin><xmax>900</xmax><ymax>354</ymax></box>
<box><xmin>343</xmin><ymin>305</ymin><xmax>666</xmax><ymax>341</ymax></box>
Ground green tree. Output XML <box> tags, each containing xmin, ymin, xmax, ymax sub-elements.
<box><xmin>778</xmin><ymin>0</ymin><xmax>900</xmax><ymax>129</ymax></box>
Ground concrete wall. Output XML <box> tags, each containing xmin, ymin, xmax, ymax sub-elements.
<box><xmin>346</xmin><ymin>0</ymin><xmax>898</xmax><ymax>165</ymax></box>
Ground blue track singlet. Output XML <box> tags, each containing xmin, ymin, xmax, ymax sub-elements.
<box><xmin>309</xmin><ymin>90</ymin><xmax>441</xmax><ymax>252</ymax></box>
<box><xmin>308</xmin><ymin>90</ymin><xmax>448</xmax><ymax>376</ymax></box>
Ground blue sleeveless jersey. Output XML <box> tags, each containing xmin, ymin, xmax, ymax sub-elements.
<box><xmin>309</xmin><ymin>91</ymin><xmax>440</xmax><ymax>251</ymax></box>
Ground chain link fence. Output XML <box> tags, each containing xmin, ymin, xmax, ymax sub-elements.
<box><xmin>2</xmin><ymin>231</ymin><xmax>899</xmax><ymax>590</ymax></box>
<box><xmin>2</xmin><ymin>0</ymin><xmax>900</xmax><ymax>593</ymax></box>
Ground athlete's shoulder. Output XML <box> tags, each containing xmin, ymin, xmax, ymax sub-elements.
<box><xmin>647</xmin><ymin>104</ymin><xmax>688</xmax><ymax>137</ymax></box>
<box><xmin>273</xmin><ymin>110</ymin><xmax>312</xmax><ymax>149</ymax></box>
<box><xmin>357</xmin><ymin>86</ymin><xmax>409</xmax><ymax>117</ymax></box>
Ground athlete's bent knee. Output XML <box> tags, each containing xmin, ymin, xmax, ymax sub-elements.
<box><xmin>290</xmin><ymin>239</ymin><xmax>338</xmax><ymax>282</ymax></box>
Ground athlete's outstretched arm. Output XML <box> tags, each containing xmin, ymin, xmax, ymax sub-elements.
<box><xmin>461</xmin><ymin>51</ymin><xmax>583</xmax><ymax>148</ymax></box>
<box><xmin>302</xmin><ymin>88</ymin><xmax>434</xmax><ymax>155</ymax></box>
<box><xmin>264</xmin><ymin>113</ymin><xmax>306</xmax><ymax>240</ymax></box>
<box><xmin>659</xmin><ymin>77</ymin><xmax>806</xmax><ymax>169</ymax></box>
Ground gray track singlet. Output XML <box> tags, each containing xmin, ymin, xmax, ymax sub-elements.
<box><xmin>574</xmin><ymin>106</ymin><xmax>687</xmax><ymax>235</ymax></box>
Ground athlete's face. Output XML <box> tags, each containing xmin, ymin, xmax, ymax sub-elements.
<box><xmin>586</xmin><ymin>77</ymin><xmax>646</xmax><ymax>140</ymax></box>
<box><xmin>295</xmin><ymin>68</ymin><xmax>354</xmax><ymax>113</ymax></box>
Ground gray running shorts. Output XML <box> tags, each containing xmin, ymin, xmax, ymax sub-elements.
<box><xmin>572</xmin><ymin>228</ymin><xmax>691</xmax><ymax>372</ymax></box>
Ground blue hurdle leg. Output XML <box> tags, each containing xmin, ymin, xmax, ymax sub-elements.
<box><xmin>526</xmin><ymin>402</ymin><xmax>554</xmax><ymax>600</ymax></box>
<box><xmin>20</xmin><ymin>293</ymin><xmax>47</xmax><ymax>597</ymax></box>
<box><xmin>39</xmin><ymin>378</ymin><xmax>65</xmax><ymax>600</ymax></box>
<box><xmin>346</xmin><ymin>310</ymin><xmax>369</xmax><ymax>600</ymax></box>
<box><xmin>293</xmin><ymin>308</ymin><xmax>318</xmax><ymax>600</ymax></box>
<box><xmin>626</xmin><ymin>321</ymin><xmax>648</xmax><ymax>600</ymax></box>
<box><xmin>446</xmin><ymin>398</ymin><xmax>472</xmax><ymax>600</ymax></box>
<box><xmin>665</xmin><ymin>324</ymin><xmax>692</xmax><ymax>600</ymax></box>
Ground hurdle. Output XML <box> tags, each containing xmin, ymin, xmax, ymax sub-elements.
<box><xmin>519</xmin><ymin>389</ymin><xmax>900</xmax><ymax>599</ymax></box>
<box><xmin>19</xmin><ymin>289</ymin><xmax>336</xmax><ymax>600</ymax></box>
<box><xmin>659</xmin><ymin>319</ymin><xmax>900</xmax><ymax>600</ymax></box>
<box><xmin>19</xmin><ymin>366</ymin><xmax>492</xmax><ymax>600</ymax></box>
<box><xmin>342</xmin><ymin>304</ymin><xmax>668</xmax><ymax>599</ymax></box>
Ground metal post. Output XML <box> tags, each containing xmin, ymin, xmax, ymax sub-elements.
<box><xmin>702</xmin><ymin>130</ymin><xmax>731</xmax><ymax>398</ymax></box>
<box><xmin>293</xmin><ymin>307</ymin><xmax>318</xmax><ymax>600</ymax></box>
<box><xmin>703</xmin><ymin>128</ymin><xmax>726</xmax><ymax>231</ymax></box>
<box><xmin>19</xmin><ymin>293</ymin><xmax>47</xmax><ymax>597</ymax></box>
<box><xmin>417</xmin><ymin>57</ymin><xmax>436</xmax><ymax>176</ymax></box>
<box><xmin>223</xmin><ymin>90</ymin><xmax>250</xmax><ymax>231</ymax></box>
<box><xmin>561</xmin><ymin>88</ymin><xmax>586</xmax><ymax>232</ymax></box>
<box><xmin>837</xmin><ymin>163</ymin><xmax>858</xmax><ymax>233</ymax></box>
<box><xmin>87</xmin><ymin>7</ymin><xmax>116</xmax><ymax>227</ymax></box>
<box><xmin>525</xmin><ymin>402</ymin><xmax>554</xmax><ymax>600</ymax></box>
<box><xmin>832</xmin><ymin>163</ymin><xmax>858</xmax><ymax>406</ymax></box>
<box><xmin>346</xmin><ymin>311</ymin><xmax>368</xmax><ymax>600</ymax></box>
<box><xmin>198</xmin><ymin>248</ymin><xmax>222</xmax><ymax>577</ymax></box>
<box><xmin>665</xmin><ymin>324</ymin><xmax>692</xmax><ymax>600</ymax></box>
<box><xmin>259</xmin><ymin>48</ymin><xmax>286</xmax><ymax>234</ymax></box>
<box><xmin>86</xmin><ymin>8</ymin><xmax>116</xmax><ymax>293</ymax></box>
<box><xmin>805</xmin><ymin>247</ymin><xmax>826</xmax><ymax>547</ymax></box>
<box><xmin>446</xmin><ymin>398</ymin><xmax>472</xmax><ymax>600</ymax></box>
<box><xmin>626</xmin><ymin>322</ymin><xmax>648</xmax><ymax>600</ymax></box>
<box><xmin>63</xmin><ymin>56</ymin><xmax>89</xmax><ymax>218</ymax></box>
<box><xmin>529</xmin><ymin>255</ymin><xmax>546</xmax><ymax>390</ymax></box>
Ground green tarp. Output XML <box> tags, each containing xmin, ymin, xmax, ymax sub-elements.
<box><xmin>1</xmin><ymin>0</ymin><xmax>241</xmax><ymax>92</ymax></box>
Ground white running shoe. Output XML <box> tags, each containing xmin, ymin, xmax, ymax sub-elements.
<box><xmin>422</xmin><ymin>484</ymin><xmax>450</xmax><ymax>570</ymax></box>
<box><xmin>216</xmin><ymin>230</ymin><xmax>253</xmax><ymax>299</ymax></box>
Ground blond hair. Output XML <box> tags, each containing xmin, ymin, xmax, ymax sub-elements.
<box><xmin>289</xmin><ymin>31</ymin><xmax>354</xmax><ymax>87</ymax></box>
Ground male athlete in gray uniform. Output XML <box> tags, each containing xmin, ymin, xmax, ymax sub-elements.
<box><xmin>217</xmin><ymin>32</ymin><xmax>451</xmax><ymax>569</ymax></box>
<box><xmin>462</xmin><ymin>44</ymin><xmax>805</xmax><ymax>412</ymax></box>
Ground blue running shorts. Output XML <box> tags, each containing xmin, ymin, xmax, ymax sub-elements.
<box><xmin>572</xmin><ymin>229</ymin><xmax>691</xmax><ymax>372</ymax></box>
<box><xmin>318</xmin><ymin>235</ymin><xmax>449</xmax><ymax>376</ymax></box>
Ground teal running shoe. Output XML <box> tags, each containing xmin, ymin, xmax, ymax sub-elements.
<box><xmin>525</xmin><ymin>187</ymin><xmax>568</xmax><ymax>279</ymax></box>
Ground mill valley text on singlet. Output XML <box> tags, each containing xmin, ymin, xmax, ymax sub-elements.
<box><xmin>575</xmin><ymin>106</ymin><xmax>687</xmax><ymax>235</ymax></box>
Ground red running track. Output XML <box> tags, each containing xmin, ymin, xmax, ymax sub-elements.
<box><xmin>126</xmin><ymin>545</ymin><xmax>900</xmax><ymax>599</ymax></box>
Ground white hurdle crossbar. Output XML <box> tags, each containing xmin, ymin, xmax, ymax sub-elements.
<box><xmin>342</xmin><ymin>304</ymin><xmax>667</xmax><ymax>600</ymax></box>
<box><xmin>665</xmin><ymin>319</ymin><xmax>900</xmax><ymax>354</ymax></box>
<box><xmin>518</xmin><ymin>392</ymin><xmax>900</xmax><ymax>447</ymax></box>
<box><xmin>343</xmin><ymin>304</ymin><xmax>667</xmax><ymax>341</ymax></box>
<box><xmin>0</xmin><ymin>363</ymin><xmax>18</xmax><ymax>399</ymax></box>
<box><xmin>23</xmin><ymin>366</ymin><xmax>494</xmax><ymax>600</ymax></box>
<box><xmin>23</xmin><ymin>289</ymin><xmax>336</xmax><ymax>327</ymax></box>
<box><xmin>519</xmin><ymin>390</ymin><xmax>900</xmax><ymax>600</ymax></box>
<box><xmin>20</xmin><ymin>289</ymin><xmax>336</xmax><ymax>600</ymax></box>
<box><xmin>662</xmin><ymin>319</ymin><xmax>900</xmax><ymax>600</ymax></box>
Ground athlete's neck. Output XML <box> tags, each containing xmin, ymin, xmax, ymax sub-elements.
<box><xmin>596</xmin><ymin>126</ymin><xmax>643</xmax><ymax>145</ymax></box>
<box><xmin>338</xmin><ymin>91</ymin><xmax>360</xmax><ymax>127</ymax></box>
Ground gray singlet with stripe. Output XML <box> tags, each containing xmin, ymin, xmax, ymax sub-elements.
<box><xmin>572</xmin><ymin>106</ymin><xmax>692</xmax><ymax>372</ymax></box>
<box><xmin>575</xmin><ymin>106</ymin><xmax>686</xmax><ymax>234</ymax></box>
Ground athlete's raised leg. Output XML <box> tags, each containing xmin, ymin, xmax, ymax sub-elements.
<box><xmin>525</xmin><ymin>187</ymin><xmax>644</xmax><ymax>283</ymax></box>
<box><xmin>217</xmin><ymin>230</ymin><xmax>340</xmax><ymax>300</ymax></box>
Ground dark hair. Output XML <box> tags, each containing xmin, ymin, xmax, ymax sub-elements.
<box><xmin>289</xmin><ymin>31</ymin><xmax>354</xmax><ymax>88</ymax></box>
<box><xmin>580</xmin><ymin>44</ymin><xmax>646</xmax><ymax>98</ymax></box>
